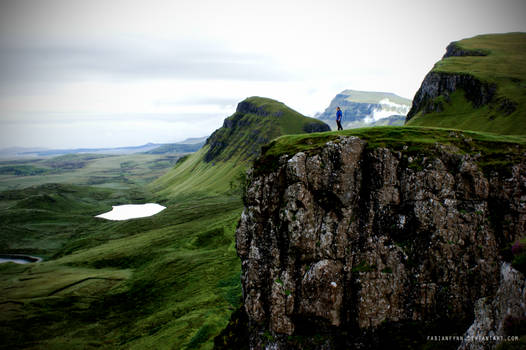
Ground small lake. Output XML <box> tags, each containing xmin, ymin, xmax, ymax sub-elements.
<box><xmin>95</xmin><ymin>203</ymin><xmax>166</xmax><ymax>221</ymax></box>
<box><xmin>0</xmin><ymin>254</ymin><xmax>43</xmax><ymax>264</ymax></box>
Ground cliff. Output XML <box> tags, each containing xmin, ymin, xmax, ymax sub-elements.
<box><xmin>233</xmin><ymin>127</ymin><xmax>526</xmax><ymax>349</ymax></box>
<box><xmin>205</xmin><ymin>96</ymin><xmax>330</xmax><ymax>163</ymax></box>
<box><xmin>405</xmin><ymin>33</ymin><xmax>526</xmax><ymax>135</ymax></box>
<box><xmin>316</xmin><ymin>90</ymin><xmax>411</xmax><ymax>130</ymax></box>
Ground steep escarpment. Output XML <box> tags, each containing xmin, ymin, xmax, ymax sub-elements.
<box><xmin>235</xmin><ymin>128</ymin><xmax>526</xmax><ymax>349</ymax></box>
<box><xmin>406</xmin><ymin>32</ymin><xmax>526</xmax><ymax>135</ymax></box>
<box><xmin>205</xmin><ymin>96</ymin><xmax>330</xmax><ymax>163</ymax></box>
<box><xmin>406</xmin><ymin>71</ymin><xmax>496</xmax><ymax>116</ymax></box>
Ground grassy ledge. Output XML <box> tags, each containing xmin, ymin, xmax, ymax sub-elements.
<box><xmin>254</xmin><ymin>126</ymin><xmax>526</xmax><ymax>176</ymax></box>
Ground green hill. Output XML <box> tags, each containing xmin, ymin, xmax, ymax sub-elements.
<box><xmin>406</xmin><ymin>32</ymin><xmax>526</xmax><ymax>134</ymax></box>
<box><xmin>151</xmin><ymin>96</ymin><xmax>329</xmax><ymax>199</ymax></box>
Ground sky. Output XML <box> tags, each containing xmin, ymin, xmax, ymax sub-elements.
<box><xmin>0</xmin><ymin>0</ymin><xmax>525</xmax><ymax>149</ymax></box>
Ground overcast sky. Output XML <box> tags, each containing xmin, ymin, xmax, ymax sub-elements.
<box><xmin>0</xmin><ymin>0</ymin><xmax>525</xmax><ymax>149</ymax></box>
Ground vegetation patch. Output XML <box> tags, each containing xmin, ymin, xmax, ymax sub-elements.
<box><xmin>352</xmin><ymin>261</ymin><xmax>376</xmax><ymax>273</ymax></box>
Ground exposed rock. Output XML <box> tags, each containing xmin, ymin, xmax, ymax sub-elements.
<box><xmin>406</xmin><ymin>72</ymin><xmax>496</xmax><ymax>122</ymax></box>
<box><xmin>443</xmin><ymin>42</ymin><xmax>488</xmax><ymax>58</ymax></box>
<box><xmin>458</xmin><ymin>263</ymin><xmax>526</xmax><ymax>350</ymax></box>
<box><xmin>236</xmin><ymin>136</ymin><xmax>526</xmax><ymax>349</ymax></box>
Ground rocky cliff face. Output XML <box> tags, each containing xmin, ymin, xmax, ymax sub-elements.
<box><xmin>405</xmin><ymin>71</ymin><xmax>497</xmax><ymax>121</ymax></box>
<box><xmin>235</xmin><ymin>135</ymin><xmax>526</xmax><ymax>349</ymax></box>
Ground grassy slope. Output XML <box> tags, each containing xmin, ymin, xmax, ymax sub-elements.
<box><xmin>407</xmin><ymin>32</ymin><xmax>526</xmax><ymax>134</ymax></box>
<box><xmin>151</xmin><ymin>147</ymin><xmax>246</xmax><ymax>199</ymax></box>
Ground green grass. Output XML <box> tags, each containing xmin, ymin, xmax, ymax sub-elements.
<box><xmin>254</xmin><ymin>126</ymin><xmax>526</xmax><ymax>175</ymax></box>
<box><xmin>407</xmin><ymin>32</ymin><xmax>526</xmax><ymax>134</ymax></box>
<box><xmin>0</xmin><ymin>185</ymin><xmax>243</xmax><ymax>350</ymax></box>
<box><xmin>150</xmin><ymin>146</ymin><xmax>247</xmax><ymax>199</ymax></box>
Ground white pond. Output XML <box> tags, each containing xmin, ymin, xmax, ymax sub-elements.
<box><xmin>95</xmin><ymin>203</ymin><xmax>166</xmax><ymax>221</ymax></box>
<box><xmin>0</xmin><ymin>254</ymin><xmax>43</xmax><ymax>264</ymax></box>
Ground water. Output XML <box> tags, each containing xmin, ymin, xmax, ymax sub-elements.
<box><xmin>95</xmin><ymin>203</ymin><xmax>166</xmax><ymax>221</ymax></box>
<box><xmin>0</xmin><ymin>254</ymin><xmax>42</xmax><ymax>264</ymax></box>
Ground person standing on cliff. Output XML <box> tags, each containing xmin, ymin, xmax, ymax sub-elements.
<box><xmin>336</xmin><ymin>106</ymin><xmax>343</xmax><ymax>131</ymax></box>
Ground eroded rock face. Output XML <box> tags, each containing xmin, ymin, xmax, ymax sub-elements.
<box><xmin>405</xmin><ymin>71</ymin><xmax>496</xmax><ymax>121</ymax></box>
<box><xmin>459</xmin><ymin>263</ymin><xmax>526</xmax><ymax>350</ymax></box>
<box><xmin>236</xmin><ymin>136</ymin><xmax>526</xmax><ymax>349</ymax></box>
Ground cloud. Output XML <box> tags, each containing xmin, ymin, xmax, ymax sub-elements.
<box><xmin>0</xmin><ymin>36</ymin><xmax>294</xmax><ymax>88</ymax></box>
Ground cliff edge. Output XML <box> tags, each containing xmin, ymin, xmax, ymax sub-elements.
<box><xmin>233</xmin><ymin>127</ymin><xmax>526</xmax><ymax>349</ymax></box>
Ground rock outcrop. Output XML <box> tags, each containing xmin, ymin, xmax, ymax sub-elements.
<box><xmin>443</xmin><ymin>42</ymin><xmax>488</xmax><ymax>59</ymax></box>
<box><xmin>405</xmin><ymin>71</ymin><xmax>496</xmax><ymax>121</ymax></box>
<box><xmin>236</xmin><ymin>135</ymin><xmax>526</xmax><ymax>349</ymax></box>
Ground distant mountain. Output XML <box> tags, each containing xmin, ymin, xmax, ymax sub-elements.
<box><xmin>316</xmin><ymin>90</ymin><xmax>411</xmax><ymax>130</ymax></box>
<box><xmin>0</xmin><ymin>147</ymin><xmax>50</xmax><ymax>158</ymax></box>
<box><xmin>406</xmin><ymin>32</ymin><xmax>526</xmax><ymax>135</ymax></box>
<box><xmin>151</xmin><ymin>96</ymin><xmax>330</xmax><ymax>197</ymax></box>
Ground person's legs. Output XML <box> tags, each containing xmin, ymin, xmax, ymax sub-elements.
<box><xmin>336</xmin><ymin>120</ymin><xmax>343</xmax><ymax>130</ymax></box>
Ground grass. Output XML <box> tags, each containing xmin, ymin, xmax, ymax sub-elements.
<box><xmin>0</xmin><ymin>185</ymin><xmax>243</xmax><ymax>350</ymax></box>
<box><xmin>0</xmin><ymin>151</ymin><xmax>244</xmax><ymax>350</ymax></box>
<box><xmin>150</xmin><ymin>146</ymin><xmax>248</xmax><ymax>199</ymax></box>
<box><xmin>254</xmin><ymin>126</ymin><xmax>526</xmax><ymax>176</ymax></box>
<box><xmin>407</xmin><ymin>32</ymin><xmax>526</xmax><ymax>135</ymax></box>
